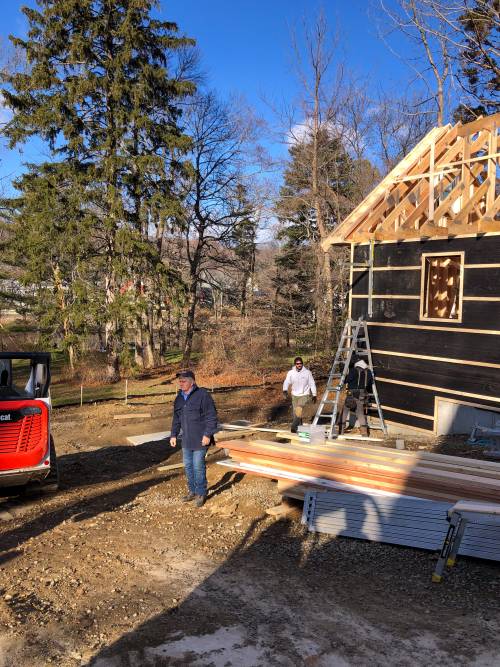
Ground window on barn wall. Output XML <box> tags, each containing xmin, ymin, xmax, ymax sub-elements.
<box><xmin>420</xmin><ymin>253</ymin><xmax>464</xmax><ymax>321</ymax></box>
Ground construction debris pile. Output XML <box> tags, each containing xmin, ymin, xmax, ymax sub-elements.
<box><xmin>220</xmin><ymin>437</ymin><xmax>500</xmax><ymax>503</ymax></box>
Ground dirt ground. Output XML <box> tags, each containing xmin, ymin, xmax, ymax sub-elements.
<box><xmin>1</xmin><ymin>383</ymin><xmax>499</xmax><ymax>666</ymax></box>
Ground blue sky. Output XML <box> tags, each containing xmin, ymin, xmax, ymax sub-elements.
<box><xmin>0</xmin><ymin>0</ymin><xmax>411</xmax><ymax>190</ymax></box>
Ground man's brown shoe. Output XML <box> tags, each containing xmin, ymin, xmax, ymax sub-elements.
<box><xmin>182</xmin><ymin>493</ymin><xmax>196</xmax><ymax>502</ymax></box>
<box><xmin>195</xmin><ymin>495</ymin><xmax>206</xmax><ymax>508</ymax></box>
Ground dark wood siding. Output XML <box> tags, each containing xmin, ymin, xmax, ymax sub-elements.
<box><xmin>368</xmin><ymin>326</ymin><xmax>500</xmax><ymax>365</ymax></box>
<box><xmin>352</xmin><ymin>297</ymin><xmax>500</xmax><ymax>331</ymax></box>
<box><xmin>355</xmin><ymin>234</ymin><xmax>500</xmax><ymax>266</ymax></box>
<box><xmin>464</xmin><ymin>268</ymin><xmax>500</xmax><ymax>297</ymax></box>
<box><xmin>374</xmin><ymin>353</ymin><xmax>500</xmax><ymax>397</ymax></box>
<box><xmin>351</xmin><ymin>235</ymin><xmax>500</xmax><ymax>432</ymax></box>
<box><xmin>351</xmin><ymin>269</ymin><xmax>421</xmax><ymax>295</ymax></box>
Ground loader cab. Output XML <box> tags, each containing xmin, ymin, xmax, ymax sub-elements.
<box><xmin>0</xmin><ymin>352</ymin><xmax>58</xmax><ymax>492</ymax></box>
<box><xmin>0</xmin><ymin>355</ymin><xmax>50</xmax><ymax>401</ymax></box>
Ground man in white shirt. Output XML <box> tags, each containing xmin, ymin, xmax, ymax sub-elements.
<box><xmin>283</xmin><ymin>357</ymin><xmax>317</xmax><ymax>432</ymax></box>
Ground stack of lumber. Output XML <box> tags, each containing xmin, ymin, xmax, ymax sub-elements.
<box><xmin>221</xmin><ymin>439</ymin><xmax>500</xmax><ymax>503</ymax></box>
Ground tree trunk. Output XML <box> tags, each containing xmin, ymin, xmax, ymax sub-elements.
<box><xmin>182</xmin><ymin>283</ymin><xmax>198</xmax><ymax>364</ymax></box>
<box><xmin>143</xmin><ymin>306</ymin><xmax>155</xmax><ymax>368</ymax></box>
<box><xmin>315</xmin><ymin>244</ymin><xmax>334</xmax><ymax>346</ymax></box>
<box><xmin>134</xmin><ymin>314</ymin><xmax>144</xmax><ymax>368</ymax></box>
<box><xmin>158</xmin><ymin>306</ymin><xmax>169</xmax><ymax>361</ymax></box>
<box><xmin>105</xmin><ymin>273</ymin><xmax>120</xmax><ymax>382</ymax></box>
<box><xmin>53</xmin><ymin>263</ymin><xmax>76</xmax><ymax>375</ymax></box>
<box><xmin>67</xmin><ymin>342</ymin><xmax>75</xmax><ymax>375</ymax></box>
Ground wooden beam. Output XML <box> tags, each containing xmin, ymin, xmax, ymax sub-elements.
<box><xmin>371</xmin><ymin>181</ymin><xmax>421</xmax><ymax>238</ymax></box>
<box><xmin>487</xmin><ymin>124</ymin><xmax>497</xmax><ymax>212</ymax></box>
<box><xmin>428</xmin><ymin>140</ymin><xmax>435</xmax><ymax>222</ymax></box>
<box><xmin>450</xmin><ymin>178</ymin><xmax>490</xmax><ymax>227</ymax></box>
<box><xmin>469</xmin><ymin>128</ymin><xmax>491</xmax><ymax>154</ymax></box>
<box><xmin>157</xmin><ymin>462</ymin><xmax>184</xmax><ymax>472</ymax></box>
<box><xmin>457</xmin><ymin>112</ymin><xmax>500</xmax><ymax>137</ymax></box>
<box><xmin>113</xmin><ymin>413</ymin><xmax>151</xmax><ymax>420</ymax></box>
<box><xmin>321</xmin><ymin>125</ymin><xmax>450</xmax><ymax>248</ymax></box>
<box><xmin>432</xmin><ymin>182</ymin><xmax>465</xmax><ymax>223</ymax></box>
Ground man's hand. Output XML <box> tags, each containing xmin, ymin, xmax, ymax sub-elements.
<box><xmin>202</xmin><ymin>435</ymin><xmax>211</xmax><ymax>447</ymax></box>
<box><xmin>170</xmin><ymin>436</ymin><xmax>177</xmax><ymax>448</ymax></box>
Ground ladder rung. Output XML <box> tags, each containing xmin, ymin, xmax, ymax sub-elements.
<box><xmin>314</xmin><ymin>317</ymin><xmax>387</xmax><ymax>437</ymax></box>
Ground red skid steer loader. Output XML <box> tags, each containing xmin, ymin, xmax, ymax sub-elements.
<box><xmin>0</xmin><ymin>352</ymin><xmax>59</xmax><ymax>494</ymax></box>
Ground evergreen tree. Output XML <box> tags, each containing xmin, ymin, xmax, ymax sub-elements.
<box><xmin>1</xmin><ymin>163</ymin><xmax>99</xmax><ymax>369</ymax></box>
<box><xmin>1</xmin><ymin>0</ymin><xmax>195</xmax><ymax>379</ymax></box>
<box><xmin>455</xmin><ymin>0</ymin><xmax>499</xmax><ymax>119</ymax></box>
<box><xmin>276</xmin><ymin>128</ymin><xmax>357</xmax><ymax>349</ymax></box>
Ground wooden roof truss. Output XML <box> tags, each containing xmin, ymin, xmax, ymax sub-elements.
<box><xmin>322</xmin><ymin>113</ymin><xmax>500</xmax><ymax>247</ymax></box>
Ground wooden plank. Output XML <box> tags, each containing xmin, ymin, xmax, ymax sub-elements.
<box><xmin>248</xmin><ymin>440</ymin><xmax>500</xmax><ymax>481</ymax></box>
<box><xmin>225</xmin><ymin>437</ymin><xmax>500</xmax><ymax>474</ymax></box>
<box><xmin>232</xmin><ymin>452</ymin><xmax>489</xmax><ymax>502</ymax></box>
<box><xmin>482</xmin><ymin>193</ymin><xmax>500</xmax><ymax>225</ymax></box>
<box><xmin>113</xmin><ymin>413</ymin><xmax>151</xmax><ymax>420</ymax></box>
<box><xmin>157</xmin><ymin>462</ymin><xmax>184</xmax><ymax>472</ymax></box>
<box><xmin>322</xmin><ymin>126</ymin><xmax>450</xmax><ymax>247</ymax></box>
<box><xmin>456</xmin><ymin>113</ymin><xmax>500</xmax><ymax>137</ymax></box>
<box><xmin>229</xmin><ymin>442</ymin><xmax>500</xmax><ymax>491</ymax></box>
<box><xmin>450</xmin><ymin>178</ymin><xmax>490</xmax><ymax>227</ymax></box>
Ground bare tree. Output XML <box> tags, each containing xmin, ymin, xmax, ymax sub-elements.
<box><xmin>372</xmin><ymin>91</ymin><xmax>435</xmax><ymax>172</ymax></box>
<box><xmin>379</xmin><ymin>0</ymin><xmax>452</xmax><ymax>125</ymax></box>
<box><xmin>282</xmin><ymin>11</ymin><xmax>347</xmax><ymax>346</ymax></box>
<box><xmin>422</xmin><ymin>0</ymin><xmax>499</xmax><ymax>118</ymax></box>
<box><xmin>178</xmin><ymin>91</ymin><xmax>260</xmax><ymax>363</ymax></box>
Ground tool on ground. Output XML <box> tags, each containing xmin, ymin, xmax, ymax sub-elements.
<box><xmin>312</xmin><ymin>318</ymin><xmax>387</xmax><ymax>438</ymax></box>
<box><xmin>432</xmin><ymin>500</ymin><xmax>500</xmax><ymax>582</ymax></box>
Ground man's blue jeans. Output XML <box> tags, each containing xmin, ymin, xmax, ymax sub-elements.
<box><xmin>182</xmin><ymin>448</ymin><xmax>207</xmax><ymax>496</ymax></box>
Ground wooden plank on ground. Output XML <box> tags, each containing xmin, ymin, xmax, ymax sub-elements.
<box><xmin>113</xmin><ymin>413</ymin><xmax>151</xmax><ymax>420</ymax></box>
<box><xmin>157</xmin><ymin>462</ymin><xmax>184</xmax><ymax>472</ymax></box>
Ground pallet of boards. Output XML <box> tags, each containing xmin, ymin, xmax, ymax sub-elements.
<box><xmin>302</xmin><ymin>490</ymin><xmax>500</xmax><ymax>561</ymax></box>
<box><xmin>221</xmin><ymin>439</ymin><xmax>500</xmax><ymax>503</ymax></box>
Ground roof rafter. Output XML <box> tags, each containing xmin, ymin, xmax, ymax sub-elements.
<box><xmin>322</xmin><ymin>112</ymin><xmax>500</xmax><ymax>248</ymax></box>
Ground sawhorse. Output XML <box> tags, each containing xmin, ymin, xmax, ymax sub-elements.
<box><xmin>432</xmin><ymin>500</ymin><xmax>500</xmax><ymax>582</ymax></box>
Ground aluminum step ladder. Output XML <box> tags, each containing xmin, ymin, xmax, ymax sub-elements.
<box><xmin>312</xmin><ymin>317</ymin><xmax>387</xmax><ymax>439</ymax></box>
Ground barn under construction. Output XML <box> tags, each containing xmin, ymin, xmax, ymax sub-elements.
<box><xmin>322</xmin><ymin>113</ymin><xmax>500</xmax><ymax>436</ymax></box>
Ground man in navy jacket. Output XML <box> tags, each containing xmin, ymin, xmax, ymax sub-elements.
<box><xmin>169</xmin><ymin>370</ymin><xmax>218</xmax><ymax>507</ymax></box>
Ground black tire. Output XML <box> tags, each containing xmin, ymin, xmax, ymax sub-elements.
<box><xmin>40</xmin><ymin>437</ymin><xmax>59</xmax><ymax>493</ymax></box>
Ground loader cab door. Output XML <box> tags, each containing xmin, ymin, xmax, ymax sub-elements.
<box><xmin>0</xmin><ymin>355</ymin><xmax>50</xmax><ymax>401</ymax></box>
<box><xmin>32</xmin><ymin>362</ymin><xmax>49</xmax><ymax>398</ymax></box>
<box><xmin>25</xmin><ymin>361</ymin><xmax>50</xmax><ymax>399</ymax></box>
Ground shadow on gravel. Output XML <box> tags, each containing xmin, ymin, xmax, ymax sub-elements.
<box><xmin>58</xmin><ymin>439</ymin><xmax>175</xmax><ymax>491</ymax></box>
<box><xmin>0</xmin><ymin>476</ymin><xmax>165</xmax><ymax>567</ymax></box>
<box><xmin>88</xmin><ymin>514</ymin><xmax>500</xmax><ymax>667</ymax></box>
<box><xmin>207</xmin><ymin>471</ymin><xmax>245</xmax><ymax>499</ymax></box>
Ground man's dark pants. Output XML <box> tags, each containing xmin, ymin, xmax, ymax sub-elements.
<box><xmin>182</xmin><ymin>448</ymin><xmax>207</xmax><ymax>496</ymax></box>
